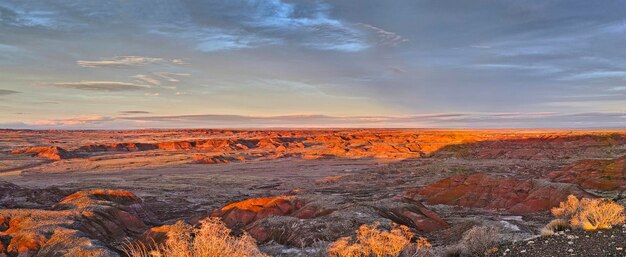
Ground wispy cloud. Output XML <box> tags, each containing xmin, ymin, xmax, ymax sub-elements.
<box><xmin>77</xmin><ymin>56</ymin><xmax>181</xmax><ymax>68</ymax></box>
<box><xmin>154</xmin><ymin>72</ymin><xmax>190</xmax><ymax>82</ymax></box>
<box><xmin>31</xmin><ymin>115</ymin><xmax>112</xmax><ymax>126</ymax></box>
<box><xmin>132</xmin><ymin>74</ymin><xmax>162</xmax><ymax>85</ymax></box>
<box><xmin>51</xmin><ymin>81</ymin><xmax>150</xmax><ymax>91</ymax></box>
<box><xmin>119</xmin><ymin>110</ymin><xmax>151</xmax><ymax>114</ymax></box>
<box><xmin>560</xmin><ymin>70</ymin><xmax>626</xmax><ymax>81</ymax></box>
<box><xmin>0</xmin><ymin>89</ymin><xmax>20</xmax><ymax>95</ymax></box>
<box><xmin>358</xmin><ymin>23</ymin><xmax>408</xmax><ymax>47</ymax></box>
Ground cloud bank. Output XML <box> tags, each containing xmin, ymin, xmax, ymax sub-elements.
<box><xmin>3</xmin><ymin>112</ymin><xmax>623</xmax><ymax>130</ymax></box>
<box><xmin>51</xmin><ymin>81</ymin><xmax>150</xmax><ymax>91</ymax></box>
<box><xmin>0</xmin><ymin>89</ymin><xmax>20</xmax><ymax>95</ymax></box>
<box><xmin>77</xmin><ymin>56</ymin><xmax>182</xmax><ymax>68</ymax></box>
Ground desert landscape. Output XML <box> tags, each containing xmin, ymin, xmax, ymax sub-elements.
<box><xmin>2</xmin><ymin>1</ymin><xmax>626</xmax><ymax>256</ymax></box>
<box><xmin>0</xmin><ymin>129</ymin><xmax>624</xmax><ymax>256</ymax></box>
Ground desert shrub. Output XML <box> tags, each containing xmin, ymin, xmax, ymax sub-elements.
<box><xmin>123</xmin><ymin>218</ymin><xmax>268</xmax><ymax>257</ymax></box>
<box><xmin>444</xmin><ymin>226</ymin><xmax>499</xmax><ymax>257</ymax></box>
<box><xmin>540</xmin><ymin>218</ymin><xmax>570</xmax><ymax>236</ymax></box>
<box><xmin>551</xmin><ymin>195</ymin><xmax>580</xmax><ymax>219</ymax></box>
<box><xmin>551</xmin><ymin>195</ymin><xmax>625</xmax><ymax>231</ymax></box>
<box><xmin>327</xmin><ymin>223</ymin><xmax>431</xmax><ymax>257</ymax></box>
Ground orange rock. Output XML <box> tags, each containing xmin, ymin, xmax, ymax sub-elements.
<box><xmin>0</xmin><ymin>188</ymin><xmax>158</xmax><ymax>256</ymax></box>
<box><xmin>157</xmin><ymin>141</ymin><xmax>195</xmax><ymax>150</ymax></box>
<box><xmin>10</xmin><ymin>146</ymin><xmax>72</xmax><ymax>161</ymax></box>
<box><xmin>211</xmin><ymin>197</ymin><xmax>307</xmax><ymax>228</ymax></box>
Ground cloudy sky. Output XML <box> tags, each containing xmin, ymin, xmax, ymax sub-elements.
<box><xmin>0</xmin><ymin>0</ymin><xmax>624</xmax><ymax>129</ymax></box>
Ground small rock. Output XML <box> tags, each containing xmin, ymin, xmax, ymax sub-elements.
<box><xmin>568</xmin><ymin>249</ymin><xmax>574</xmax><ymax>253</ymax></box>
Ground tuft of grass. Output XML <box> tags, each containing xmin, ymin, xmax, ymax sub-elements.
<box><xmin>327</xmin><ymin>222</ymin><xmax>431</xmax><ymax>257</ymax></box>
<box><xmin>540</xmin><ymin>218</ymin><xmax>570</xmax><ymax>236</ymax></box>
<box><xmin>551</xmin><ymin>195</ymin><xmax>625</xmax><ymax>231</ymax></box>
<box><xmin>444</xmin><ymin>226</ymin><xmax>500</xmax><ymax>257</ymax></box>
<box><xmin>123</xmin><ymin>218</ymin><xmax>268</xmax><ymax>257</ymax></box>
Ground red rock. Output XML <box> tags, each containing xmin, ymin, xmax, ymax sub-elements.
<box><xmin>157</xmin><ymin>141</ymin><xmax>195</xmax><ymax>150</ymax></box>
<box><xmin>0</xmin><ymin>188</ymin><xmax>153</xmax><ymax>256</ymax></box>
<box><xmin>10</xmin><ymin>146</ymin><xmax>72</xmax><ymax>161</ymax></box>
<box><xmin>405</xmin><ymin>173</ymin><xmax>593</xmax><ymax>214</ymax></box>
<box><xmin>378</xmin><ymin>199</ymin><xmax>449</xmax><ymax>232</ymax></box>
<box><xmin>547</xmin><ymin>156</ymin><xmax>625</xmax><ymax>191</ymax></box>
<box><xmin>211</xmin><ymin>197</ymin><xmax>309</xmax><ymax>228</ymax></box>
<box><xmin>55</xmin><ymin>189</ymin><xmax>159</xmax><ymax>242</ymax></box>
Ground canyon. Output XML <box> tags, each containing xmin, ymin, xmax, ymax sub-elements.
<box><xmin>0</xmin><ymin>129</ymin><xmax>624</xmax><ymax>256</ymax></box>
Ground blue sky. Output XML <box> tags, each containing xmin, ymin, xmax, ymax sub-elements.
<box><xmin>0</xmin><ymin>0</ymin><xmax>624</xmax><ymax>128</ymax></box>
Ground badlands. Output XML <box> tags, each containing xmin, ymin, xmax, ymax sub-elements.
<box><xmin>0</xmin><ymin>129</ymin><xmax>624</xmax><ymax>256</ymax></box>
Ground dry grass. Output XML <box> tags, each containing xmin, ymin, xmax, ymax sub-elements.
<box><xmin>444</xmin><ymin>226</ymin><xmax>500</xmax><ymax>257</ymax></box>
<box><xmin>123</xmin><ymin>218</ymin><xmax>268</xmax><ymax>257</ymax></box>
<box><xmin>551</xmin><ymin>195</ymin><xmax>625</xmax><ymax>231</ymax></box>
<box><xmin>540</xmin><ymin>218</ymin><xmax>570</xmax><ymax>236</ymax></box>
<box><xmin>327</xmin><ymin>223</ymin><xmax>431</xmax><ymax>257</ymax></box>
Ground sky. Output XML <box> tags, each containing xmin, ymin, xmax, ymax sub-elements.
<box><xmin>0</xmin><ymin>0</ymin><xmax>625</xmax><ymax>129</ymax></box>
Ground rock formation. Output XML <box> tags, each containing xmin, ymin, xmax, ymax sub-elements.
<box><xmin>547</xmin><ymin>156</ymin><xmax>625</xmax><ymax>191</ymax></box>
<box><xmin>10</xmin><ymin>146</ymin><xmax>73</xmax><ymax>161</ymax></box>
<box><xmin>404</xmin><ymin>173</ymin><xmax>593</xmax><ymax>214</ymax></box>
<box><xmin>0</xmin><ymin>186</ymin><xmax>159</xmax><ymax>257</ymax></box>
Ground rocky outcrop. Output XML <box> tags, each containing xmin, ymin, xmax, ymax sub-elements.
<box><xmin>77</xmin><ymin>143</ymin><xmax>159</xmax><ymax>152</ymax></box>
<box><xmin>10</xmin><ymin>146</ymin><xmax>73</xmax><ymax>161</ymax></box>
<box><xmin>404</xmin><ymin>173</ymin><xmax>593</xmax><ymax>214</ymax></box>
<box><xmin>376</xmin><ymin>198</ymin><xmax>449</xmax><ymax>232</ymax></box>
<box><xmin>210</xmin><ymin>196</ymin><xmax>330</xmax><ymax>229</ymax></box>
<box><xmin>0</xmin><ymin>188</ymin><xmax>159</xmax><ymax>257</ymax></box>
<box><xmin>54</xmin><ymin>190</ymin><xmax>160</xmax><ymax>243</ymax></box>
<box><xmin>547</xmin><ymin>156</ymin><xmax>625</xmax><ymax>191</ymax></box>
<box><xmin>12</xmin><ymin>133</ymin><xmax>625</xmax><ymax>164</ymax></box>
<box><xmin>0</xmin><ymin>181</ymin><xmax>66</xmax><ymax>209</ymax></box>
<box><xmin>209</xmin><ymin>195</ymin><xmax>448</xmax><ymax>247</ymax></box>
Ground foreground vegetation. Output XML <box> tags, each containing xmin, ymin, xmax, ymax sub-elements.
<box><xmin>542</xmin><ymin>195</ymin><xmax>625</xmax><ymax>235</ymax></box>
<box><xmin>123</xmin><ymin>218</ymin><xmax>269</xmax><ymax>257</ymax></box>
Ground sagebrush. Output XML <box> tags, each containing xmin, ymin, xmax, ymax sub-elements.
<box><xmin>551</xmin><ymin>195</ymin><xmax>625</xmax><ymax>231</ymax></box>
<box><xmin>327</xmin><ymin>223</ymin><xmax>431</xmax><ymax>257</ymax></box>
<box><xmin>444</xmin><ymin>226</ymin><xmax>499</xmax><ymax>257</ymax></box>
<box><xmin>123</xmin><ymin>218</ymin><xmax>268</xmax><ymax>257</ymax></box>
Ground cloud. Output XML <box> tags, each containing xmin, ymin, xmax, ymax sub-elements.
<box><xmin>358</xmin><ymin>23</ymin><xmax>408</xmax><ymax>47</ymax></box>
<box><xmin>144</xmin><ymin>1</ymin><xmax>369</xmax><ymax>52</ymax></box>
<box><xmin>119</xmin><ymin>111</ymin><xmax>151</xmax><ymax>114</ymax></box>
<box><xmin>31</xmin><ymin>115</ymin><xmax>112</xmax><ymax>126</ymax></box>
<box><xmin>3</xmin><ymin>112</ymin><xmax>624</xmax><ymax>129</ymax></box>
<box><xmin>154</xmin><ymin>72</ymin><xmax>190</xmax><ymax>82</ymax></box>
<box><xmin>132</xmin><ymin>74</ymin><xmax>161</xmax><ymax>85</ymax></box>
<box><xmin>77</xmin><ymin>56</ymin><xmax>181</xmax><ymax>67</ymax></box>
<box><xmin>114</xmin><ymin>112</ymin><xmax>625</xmax><ymax>128</ymax></box>
<box><xmin>51</xmin><ymin>81</ymin><xmax>150</xmax><ymax>91</ymax></box>
<box><xmin>0</xmin><ymin>89</ymin><xmax>20</xmax><ymax>95</ymax></box>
